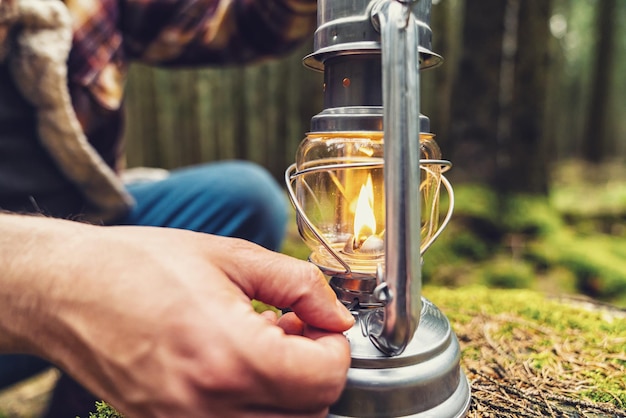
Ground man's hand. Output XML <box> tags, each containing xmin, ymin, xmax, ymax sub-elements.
<box><xmin>0</xmin><ymin>215</ymin><xmax>354</xmax><ymax>417</ymax></box>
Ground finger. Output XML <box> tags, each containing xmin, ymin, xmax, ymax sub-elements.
<box><xmin>276</xmin><ymin>312</ymin><xmax>304</xmax><ymax>335</ymax></box>
<box><xmin>302</xmin><ymin>324</ymin><xmax>342</xmax><ymax>340</ymax></box>
<box><xmin>210</xmin><ymin>238</ymin><xmax>354</xmax><ymax>333</ymax></box>
<box><xmin>244</xmin><ymin>327</ymin><xmax>351</xmax><ymax>413</ymax></box>
<box><xmin>260</xmin><ymin>310</ymin><xmax>278</xmax><ymax>323</ymax></box>
<box><xmin>272</xmin><ymin>332</ymin><xmax>351</xmax><ymax>410</ymax></box>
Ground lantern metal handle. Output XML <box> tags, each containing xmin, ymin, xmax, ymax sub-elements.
<box><xmin>368</xmin><ymin>0</ymin><xmax>423</xmax><ymax>356</ymax></box>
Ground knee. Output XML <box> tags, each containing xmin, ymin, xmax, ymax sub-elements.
<box><xmin>125</xmin><ymin>161</ymin><xmax>289</xmax><ymax>250</ymax></box>
<box><xmin>191</xmin><ymin>161</ymin><xmax>288</xmax><ymax>250</ymax></box>
<box><xmin>222</xmin><ymin>162</ymin><xmax>288</xmax><ymax>250</ymax></box>
<box><xmin>224</xmin><ymin>162</ymin><xmax>288</xmax><ymax>229</ymax></box>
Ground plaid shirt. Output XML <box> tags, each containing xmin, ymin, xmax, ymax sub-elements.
<box><xmin>66</xmin><ymin>0</ymin><xmax>317</xmax><ymax>171</ymax></box>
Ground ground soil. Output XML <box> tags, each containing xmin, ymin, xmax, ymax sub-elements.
<box><xmin>458</xmin><ymin>299</ymin><xmax>626</xmax><ymax>417</ymax></box>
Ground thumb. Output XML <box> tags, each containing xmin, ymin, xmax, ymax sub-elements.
<box><xmin>212</xmin><ymin>238</ymin><xmax>354</xmax><ymax>332</ymax></box>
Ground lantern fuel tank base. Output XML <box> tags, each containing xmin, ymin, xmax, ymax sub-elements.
<box><xmin>329</xmin><ymin>298</ymin><xmax>471</xmax><ymax>418</ymax></box>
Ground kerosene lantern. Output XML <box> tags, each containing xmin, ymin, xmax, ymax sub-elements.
<box><xmin>285</xmin><ymin>0</ymin><xmax>471</xmax><ymax>416</ymax></box>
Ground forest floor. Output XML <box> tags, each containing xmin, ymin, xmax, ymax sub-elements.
<box><xmin>432</xmin><ymin>286</ymin><xmax>626</xmax><ymax>417</ymax></box>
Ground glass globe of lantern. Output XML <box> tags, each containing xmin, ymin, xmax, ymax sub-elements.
<box><xmin>291</xmin><ymin>131</ymin><xmax>448</xmax><ymax>279</ymax></box>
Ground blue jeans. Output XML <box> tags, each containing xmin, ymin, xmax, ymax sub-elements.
<box><xmin>0</xmin><ymin>160</ymin><xmax>288</xmax><ymax>389</ymax></box>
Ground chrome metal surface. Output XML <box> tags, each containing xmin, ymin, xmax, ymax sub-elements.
<box><xmin>367</xmin><ymin>0</ymin><xmax>422</xmax><ymax>356</ymax></box>
<box><xmin>310</xmin><ymin>107</ymin><xmax>431</xmax><ymax>135</ymax></box>
<box><xmin>330</xmin><ymin>276</ymin><xmax>383</xmax><ymax>308</ymax></box>
<box><xmin>328</xmin><ymin>299</ymin><xmax>471</xmax><ymax>417</ymax></box>
<box><xmin>305</xmin><ymin>0</ymin><xmax>439</xmax><ymax>133</ymax></box>
<box><xmin>303</xmin><ymin>0</ymin><xmax>441</xmax><ymax>71</ymax></box>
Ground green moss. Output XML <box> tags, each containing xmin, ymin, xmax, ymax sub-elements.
<box><xmin>480</xmin><ymin>256</ymin><xmax>535</xmax><ymax>289</ymax></box>
<box><xmin>450</xmin><ymin>184</ymin><xmax>498</xmax><ymax>220</ymax></box>
<box><xmin>529</xmin><ymin>229</ymin><xmax>626</xmax><ymax>302</ymax></box>
<box><xmin>581</xmin><ymin>371</ymin><xmax>626</xmax><ymax>406</ymax></box>
<box><xmin>552</xmin><ymin>180</ymin><xmax>626</xmax><ymax>219</ymax></box>
<box><xmin>447</xmin><ymin>229</ymin><xmax>491</xmax><ymax>260</ymax></box>
<box><xmin>499</xmin><ymin>193</ymin><xmax>563</xmax><ymax>235</ymax></box>
<box><xmin>424</xmin><ymin>285</ymin><xmax>626</xmax><ymax>410</ymax></box>
<box><xmin>426</xmin><ymin>285</ymin><xmax>626</xmax><ymax>336</ymax></box>
<box><xmin>88</xmin><ymin>401</ymin><xmax>123</xmax><ymax>418</ymax></box>
<box><xmin>251</xmin><ymin>300</ymin><xmax>280</xmax><ymax>314</ymax></box>
<box><xmin>419</xmin><ymin>183</ymin><xmax>626</xmax><ymax>306</ymax></box>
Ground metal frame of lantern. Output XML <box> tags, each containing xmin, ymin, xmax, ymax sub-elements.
<box><xmin>284</xmin><ymin>0</ymin><xmax>471</xmax><ymax>416</ymax></box>
<box><xmin>285</xmin><ymin>158</ymin><xmax>455</xmax><ymax>279</ymax></box>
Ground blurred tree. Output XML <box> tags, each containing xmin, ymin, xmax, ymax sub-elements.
<box><xmin>423</xmin><ymin>0</ymin><xmax>464</xmax><ymax>153</ymax></box>
<box><xmin>543</xmin><ymin>0</ymin><xmax>569</xmax><ymax>162</ymax></box>
<box><xmin>582</xmin><ymin>0</ymin><xmax>617</xmax><ymax>164</ymax></box>
<box><xmin>550</xmin><ymin>0</ymin><xmax>596</xmax><ymax>160</ymax></box>
<box><xmin>447</xmin><ymin>0</ymin><xmax>552</xmax><ymax>195</ymax></box>
<box><xmin>498</xmin><ymin>0</ymin><xmax>552</xmax><ymax>194</ymax></box>
<box><xmin>123</xmin><ymin>42</ymin><xmax>322</xmax><ymax>181</ymax></box>
<box><xmin>447</xmin><ymin>0</ymin><xmax>506</xmax><ymax>184</ymax></box>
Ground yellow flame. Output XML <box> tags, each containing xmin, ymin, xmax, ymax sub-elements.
<box><xmin>354</xmin><ymin>174</ymin><xmax>376</xmax><ymax>245</ymax></box>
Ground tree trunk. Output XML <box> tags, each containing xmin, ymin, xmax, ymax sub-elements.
<box><xmin>543</xmin><ymin>0</ymin><xmax>569</xmax><ymax>163</ymax></box>
<box><xmin>423</xmin><ymin>0</ymin><xmax>464</xmax><ymax>154</ymax></box>
<box><xmin>582</xmin><ymin>0</ymin><xmax>617</xmax><ymax>164</ymax></box>
<box><xmin>448</xmin><ymin>0</ymin><xmax>506</xmax><ymax>184</ymax></box>
<box><xmin>498</xmin><ymin>0</ymin><xmax>552</xmax><ymax>195</ymax></box>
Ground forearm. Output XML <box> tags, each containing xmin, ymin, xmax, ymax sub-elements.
<box><xmin>0</xmin><ymin>214</ymin><xmax>81</xmax><ymax>356</ymax></box>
